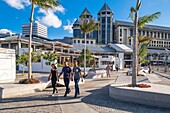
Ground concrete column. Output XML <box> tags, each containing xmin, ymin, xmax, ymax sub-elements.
<box><xmin>33</xmin><ymin>45</ymin><xmax>36</xmax><ymax>51</ymax></box>
<box><xmin>68</xmin><ymin>49</ymin><xmax>70</xmax><ymax>53</ymax></box>
<box><xmin>59</xmin><ymin>56</ymin><xmax>61</xmax><ymax>64</ymax></box>
<box><xmin>166</xmin><ymin>33</ymin><xmax>168</xmax><ymax>39</ymax></box>
<box><xmin>8</xmin><ymin>43</ymin><xmax>11</xmax><ymax>49</ymax></box>
<box><xmin>61</xmin><ymin>47</ymin><xmax>63</xmax><ymax>53</ymax></box>
<box><xmin>53</xmin><ymin>43</ymin><xmax>55</xmax><ymax>52</ymax></box>
<box><xmin>63</xmin><ymin>57</ymin><xmax>66</xmax><ymax>64</ymax></box>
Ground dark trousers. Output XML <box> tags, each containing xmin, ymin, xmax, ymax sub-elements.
<box><xmin>64</xmin><ymin>78</ymin><xmax>70</xmax><ymax>95</ymax></box>
<box><xmin>74</xmin><ymin>78</ymin><xmax>80</xmax><ymax>96</ymax></box>
<box><xmin>51</xmin><ymin>79</ymin><xmax>57</xmax><ymax>94</ymax></box>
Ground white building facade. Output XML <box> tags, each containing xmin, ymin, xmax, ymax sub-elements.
<box><xmin>115</xmin><ymin>20</ymin><xmax>170</xmax><ymax>49</ymax></box>
<box><xmin>22</xmin><ymin>22</ymin><xmax>47</xmax><ymax>38</ymax></box>
<box><xmin>0</xmin><ymin>48</ymin><xmax>16</xmax><ymax>83</ymax></box>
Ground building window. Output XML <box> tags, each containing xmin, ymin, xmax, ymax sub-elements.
<box><xmin>91</xmin><ymin>41</ymin><xmax>93</xmax><ymax>44</ymax></box>
<box><xmin>87</xmin><ymin>41</ymin><xmax>89</xmax><ymax>44</ymax></box>
<box><xmin>143</xmin><ymin>31</ymin><xmax>145</xmax><ymax>35</ymax></box>
<box><xmin>161</xmin><ymin>33</ymin><xmax>164</xmax><ymax>38</ymax></box>
<box><xmin>129</xmin><ymin>39</ymin><xmax>131</xmax><ymax>45</ymax></box>
<box><xmin>165</xmin><ymin>33</ymin><xmax>167</xmax><ymax>39</ymax></box>
<box><xmin>154</xmin><ymin>32</ymin><xmax>156</xmax><ymax>38</ymax></box>
<box><xmin>82</xmin><ymin>40</ymin><xmax>84</xmax><ymax>43</ymax></box>
<box><xmin>1</xmin><ymin>44</ymin><xmax>8</xmax><ymax>48</ymax></box>
<box><xmin>107</xmin><ymin>12</ymin><xmax>110</xmax><ymax>14</ymax></box>
<box><xmin>168</xmin><ymin>34</ymin><xmax>170</xmax><ymax>39</ymax></box>
<box><xmin>78</xmin><ymin>40</ymin><xmax>80</xmax><ymax>43</ymax></box>
<box><xmin>130</xmin><ymin>30</ymin><xmax>133</xmax><ymax>36</ymax></box>
<box><xmin>158</xmin><ymin>32</ymin><xmax>160</xmax><ymax>38</ymax></box>
<box><xmin>150</xmin><ymin>32</ymin><xmax>152</xmax><ymax>37</ymax></box>
<box><xmin>102</xmin><ymin>12</ymin><xmax>106</xmax><ymax>15</ymax></box>
<box><xmin>74</xmin><ymin>40</ymin><xmax>76</xmax><ymax>43</ymax></box>
<box><xmin>120</xmin><ymin>29</ymin><xmax>122</xmax><ymax>37</ymax></box>
<box><xmin>102</xmin><ymin>17</ymin><xmax>105</xmax><ymax>23</ymax></box>
<box><xmin>138</xmin><ymin>30</ymin><xmax>141</xmax><ymax>36</ymax></box>
<box><xmin>107</xmin><ymin>17</ymin><xmax>111</xmax><ymax>23</ymax></box>
<box><xmin>147</xmin><ymin>31</ymin><xmax>149</xmax><ymax>36</ymax></box>
<box><xmin>120</xmin><ymin>38</ymin><xmax>122</xmax><ymax>42</ymax></box>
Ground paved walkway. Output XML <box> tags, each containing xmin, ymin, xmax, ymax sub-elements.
<box><xmin>0</xmin><ymin>71</ymin><xmax>170</xmax><ymax>113</ymax></box>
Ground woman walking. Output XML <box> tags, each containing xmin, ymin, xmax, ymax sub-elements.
<box><xmin>72</xmin><ymin>61</ymin><xmax>83</xmax><ymax>98</ymax></box>
<box><xmin>49</xmin><ymin>64</ymin><xmax>58</xmax><ymax>96</ymax></box>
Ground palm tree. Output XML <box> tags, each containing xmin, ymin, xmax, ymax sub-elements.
<box><xmin>138</xmin><ymin>36</ymin><xmax>154</xmax><ymax>65</ymax></box>
<box><xmin>79</xmin><ymin>48</ymin><xmax>92</xmax><ymax>67</ymax></box>
<box><xmin>130</xmin><ymin>0</ymin><xmax>141</xmax><ymax>86</ymax></box>
<box><xmin>130</xmin><ymin>0</ymin><xmax>160</xmax><ymax>86</ymax></box>
<box><xmin>80</xmin><ymin>14</ymin><xmax>99</xmax><ymax>76</ymax></box>
<box><xmin>28</xmin><ymin>0</ymin><xmax>58</xmax><ymax>79</ymax></box>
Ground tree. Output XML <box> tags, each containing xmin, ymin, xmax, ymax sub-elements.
<box><xmin>17</xmin><ymin>51</ymin><xmax>42</xmax><ymax>75</ymax></box>
<box><xmin>79</xmin><ymin>48</ymin><xmax>92</xmax><ymax>67</ymax></box>
<box><xmin>28</xmin><ymin>0</ymin><xmax>59</xmax><ymax>79</ymax></box>
<box><xmin>42</xmin><ymin>52</ymin><xmax>58</xmax><ymax>65</ymax></box>
<box><xmin>130</xmin><ymin>0</ymin><xmax>160</xmax><ymax>86</ymax></box>
<box><xmin>80</xmin><ymin>14</ymin><xmax>99</xmax><ymax>76</ymax></box>
<box><xmin>138</xmin><ymin>36</ymin><xmax>154</xmax><ymax>64</ymax></box>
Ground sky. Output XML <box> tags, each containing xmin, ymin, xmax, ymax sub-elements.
<box><xmin>0</xmin><ymin>0</ymin><xmax>170</xmax><ymax>39</ymax></box>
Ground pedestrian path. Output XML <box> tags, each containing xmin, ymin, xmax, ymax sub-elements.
<box><xmin>57</xmin><ymin>94</ymin><xmax>98</xmax><ymax>113</ymax></box>
<box><xmin>145</xmin><ymin>73</ymin><xmax>162</xmax><ymax>83</ymax></box>
<box><xmin>154</xmin><ymin>71</ymin><xmax>170</xmax><ymax>79</ymax></box>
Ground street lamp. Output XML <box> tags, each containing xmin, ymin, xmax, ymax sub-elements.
<box><xmin>164</xmin><ymin>48</ymin><xmax>169</xmax><ymax>72</ymax></box>
<box><xmin>157</xmin><ymin>52</ymin><xmax>160</xmax><ymax>71</ymax></box>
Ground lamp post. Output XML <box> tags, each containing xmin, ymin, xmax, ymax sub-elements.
<box><xmin>156</xmin><ymin>52</ymin><xmax>159</xmax><ymax>71</ymax></box>
<box><xmin>164</xmin><ymin>48</ymin><xmax>168</xmax><ymax>72</ymax></box>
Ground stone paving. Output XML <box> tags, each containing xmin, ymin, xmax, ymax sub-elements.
<box><xmin>0</xmin><ymin>71</ymin><xmax>170</xmax><ymax>113</ymax></box>
<box><xmin>79</xmin><ymin>72</ymin><xmax>170</xmax><ymax>113</ymax></box>
<box><xmin>0</xmin><ymin>89</ymin><xmax>62</xmax><ymax>113</ymax></box>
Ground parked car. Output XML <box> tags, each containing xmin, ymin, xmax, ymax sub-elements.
<box><xmin>126</xmin><ymin>67</ymin><xmax>149</xmax><ymax>76</ymax></box>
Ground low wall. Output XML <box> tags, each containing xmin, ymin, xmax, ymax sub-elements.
<box><xmin>86</xmin><ymin>69</ymin><xmax>107</xmax><ymax>79</ymax></box>
<box><xmin>109</xmin><ymin>83</ymin><xmax>170</xmax><ymax>109</ymax></box>
<box><xmin>0</xmin><ymin>81</ymin><xmax>50</xmax><ymax>99</ymax></box>
<box><xmin>0</xmin><ymin>48</ymin><xmax>16</xmax><ymax>83</ymax></box>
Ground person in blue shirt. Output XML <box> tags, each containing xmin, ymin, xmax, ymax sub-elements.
<box><xmin>72</xmin><ymin>61</ymin><xmax>83</xmax><ymax>98</ymax></box>
<box><xmin>59</xmin><ymin>61</ymin><xmax>72</xmax><ymax>97</ymax></box>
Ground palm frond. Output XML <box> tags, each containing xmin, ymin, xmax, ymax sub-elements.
<box><xmin>80</xmin><ymin>19</ymin><xmax>99</xmax><ymax>33</ymax></box>
<box><xmin>138</xmin><ymin>12</ymin><xmax>161</xmax><ymax>28</ymax></box>
<box><xmin>32</xmin><ymin>0</ymin><xmax>59</xmax><ymax>10</ymax></box>
<box><xmin>129</xmin><ymin>7</ymin><xmax>136</xmax><ymax>22</ymax></box>
<box><xmin>136</xmin><ymin>0</ymin><xmax>141</xmax><ymax>11</ymax></box>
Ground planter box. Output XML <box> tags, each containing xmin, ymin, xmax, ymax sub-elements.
<box><xmin>109</xmin><ymin>83</ymin><xmax>170</xmax><ymax>109</ymax></box>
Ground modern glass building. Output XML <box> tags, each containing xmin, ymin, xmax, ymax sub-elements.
<box><xmin>72</xmin><ymin>3</ymin><xmax>170</xmax><ymax>50</ymax></box>
<box><xmin>97</xmin><ymin>3</ymin><xmax>114</xmax><ymax>44</ymax></box>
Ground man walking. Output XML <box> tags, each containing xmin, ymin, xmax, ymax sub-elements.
<box><xmin>59</xmin><ymin>61</ymin><xmax>72</xmax><ymax>97</ymax></box>
<box><xmin>72</xmin><ymin>61</ymin><xmax>83</xmax><ymax>98</ymax></box>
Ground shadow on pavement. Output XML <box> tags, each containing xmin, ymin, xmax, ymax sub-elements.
<box><xmin>81</xmin><ymin>85</ymin><xmax>170</xmax><ymax>113</ymax></box>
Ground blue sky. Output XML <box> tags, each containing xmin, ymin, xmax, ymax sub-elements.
<box><xmin>0</xmin><ymin>0</ymin><xmax>170</xmax><ymax>39</ymax></box>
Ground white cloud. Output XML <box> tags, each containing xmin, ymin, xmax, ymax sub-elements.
<box><xmin>63</xmin><ymin>19</ymin><xmax>76</xmax><ymax>33</ymax></box>
<box><xmin>37</xmin><ymin>8</ymin><xmax>62</xmax><ymax>28</ymax></box>
<box><xmin>55</xmin><ymin>5</ymin><xmax>65</xmax><ymax>14</ymax></box>
<box><xmin>3</xmin><ymin>0</ymin><xmax>30</xmax><ymax>10</ymax></box>
<box><xmin>37</xmin><ymin>6</ymin><xmax>66</xmax><ymax>28</ymax></box>
<box><xmin>3</xmin><ymin>0</ymin><xmax>65</xmax><ymax>28</ymax></box>
<box><xmin>0</xmin><ymin>29</ymin><xmax>15</xmax><ymax>34</ymax></box>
